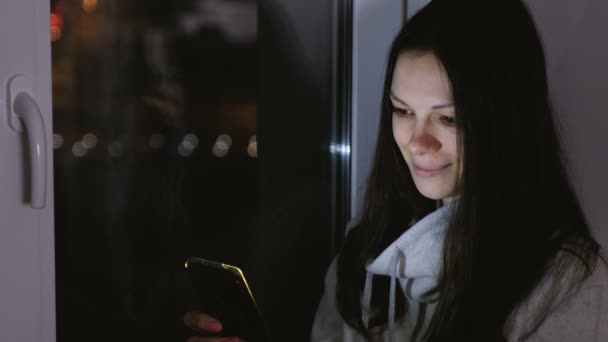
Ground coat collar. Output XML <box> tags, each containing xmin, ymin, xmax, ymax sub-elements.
<box><xmin>366</xmin><ymin>201</ymin><xmax>455</xmax><ymax>279</ymax></box>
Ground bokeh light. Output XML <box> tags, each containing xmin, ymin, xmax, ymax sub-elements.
<box><xmin>183</xmin><ymin>133</ymin><xmax>199</xmax><ymax>148</ymax></box>
<box><xmin>53</xmin><ymin>133</ymin><xmax>64</xmax><ymax>150</ymax></box>
<box><xmin>247</xmin><ymin>141</ymin><xmax>257</xmax><ymax>158</ymax></box>
<box><xmin>212</xmin><ymin>142</ymin><xmax>229</xmax><ymax>157</ymax></box>
<box><xmin>82</xmin><ymin>0</ymin><xmax>98</xmax><ymax>13</ymax></box>
<box><xmin>178</xmin><ymin>142</ymin><xmax>193</xmax><ymax>157</ymax></box>
<box><xmin>72</xmin><ymin>142</ymin><xmax>87</xmax><ymax>157</ymax></box>
<box><xmin>216</xmin><ymin>134</ymin><xmax>232</xmax><ymax>148</ymax></box>
<box><xmin>50</xmin><ymin>14</ymin><xmax>63</xmax><ymax>42</ymax></box>
<box><xmin>82</xmin><ymin>133</ymin><xmax>98</xmax><ymax>149</ymax></box>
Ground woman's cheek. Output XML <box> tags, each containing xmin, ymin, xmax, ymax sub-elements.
<box><xmin>392</xmin><ymin>121</ymin><xmax>412</xmax><ymax>147</ymax></box>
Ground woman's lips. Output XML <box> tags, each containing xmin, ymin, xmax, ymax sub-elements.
<box><xmin>413</xmin><ymin>163</ymin><xmax>450</xmax><ymax>177</ymax></box>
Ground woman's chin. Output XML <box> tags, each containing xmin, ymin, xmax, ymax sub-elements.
<box><xmin>414</xmin><ymin>184</ymin><xmax>452</xmax><ymax>202</ymax></box>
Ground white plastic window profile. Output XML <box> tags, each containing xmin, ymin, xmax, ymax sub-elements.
<box><xmin>5</xmin><ymin>74</ymin><xmax>48</xmax><ymax>209</ymax></box>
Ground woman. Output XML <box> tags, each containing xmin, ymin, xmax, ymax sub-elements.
<box><xmin>186</xmin><ymin>0</ymin><xmax>608</xmax><ymax>341</ymax></box>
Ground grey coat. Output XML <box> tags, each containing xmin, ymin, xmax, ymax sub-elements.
<box><xmin>311</xmin><ymin>204</ymin><xmax>608</xmax><ymax>342</ymax></box>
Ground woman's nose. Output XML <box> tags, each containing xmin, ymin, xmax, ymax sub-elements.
<box><xmin>408</xmin><ymin>126</ymin><xmax>441</xmax><ymax>155</ymax></box>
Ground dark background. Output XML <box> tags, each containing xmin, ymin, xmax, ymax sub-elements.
<box><xmin>51</xmin><ymin>0</ymin><xmax>349</xmax><ymax>340</ymax></box>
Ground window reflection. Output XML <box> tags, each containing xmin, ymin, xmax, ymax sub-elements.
<box><xmin>51</xmin><ymin>0</ymin><xmax>341</xmax><ymax>341</ymax></box>
<box><xmin>51</xmin><ymin>0</ymin><xmax>257</xmax><ymax>340</ymax></box>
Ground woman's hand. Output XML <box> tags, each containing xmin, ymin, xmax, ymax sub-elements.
<box><xmin>183</xmin><ymin>310</ymin><xmax>245</xmax><ymax>342</ymax></box>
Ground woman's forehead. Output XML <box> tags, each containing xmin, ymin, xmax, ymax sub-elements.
<box><xmin>391</xmin><ymin>53</ymin><xmax>452</xmax><ymax>104</ymax></box>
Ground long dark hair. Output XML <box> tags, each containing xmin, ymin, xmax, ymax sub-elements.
<box><xmin>336</xmin><ymin>0</ymin><xmax>603</xmax><ymax>340</ymax></box>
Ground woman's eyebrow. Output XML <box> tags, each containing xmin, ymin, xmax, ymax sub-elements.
<box><xmin>390</xmin><ymin>91</ymin><xmax>453</xmax><ymax>109</ymax></box>
<box><xmin>431</xmin><ymin>103</ymin><xmax>454</xmax><ymax>110</ymax></box>
<box><xmin>389</xmin><ymin>91</ymin><xmax>408</xmax><ymax>106</ymax></box>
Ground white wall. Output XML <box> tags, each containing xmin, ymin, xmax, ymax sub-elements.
<box><xmin>350</xmin><ymin>0</ymin><xmax>404</xmax><ymax>215</ymax></box>
<box><xmin>526</xmin><ymin>0</ymin><xmax>608</xmax><ymax>248</ymax></box>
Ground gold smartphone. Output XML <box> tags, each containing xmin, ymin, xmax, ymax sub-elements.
<box><xmin>184</xmin><ymin>257</ymin><xmax>266</xmax><ymax>341</ymax></box>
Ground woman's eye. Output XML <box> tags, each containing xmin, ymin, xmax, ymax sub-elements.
<box><xmin>440</xmin><ymin>116</ymin><xmax>456</xmax><ymax>126</ymax></box>
<box><xmin>393</xmin><ymin>107</ymin><xmax>413</xmax><ymax>116</ymax></box>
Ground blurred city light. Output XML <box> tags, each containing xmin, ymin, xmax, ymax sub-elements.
<box><xmin>212</xmin><ymin>141</ymin><xmax>229</xmax><ymax>157</ymax></box>
<box><xmin>247</xmin><ymin>141</ymin><xmax>257</xmax><ymax>158</ymax></box>
<box><xmin>82</xmin><ymin>133</ymin><xmax>98</xmax><ymax>149</ymax></box>
<box><xmin>82</xmin><ymin>0</ymin><xmax>98</xmax><ymax>13</ymax></box>
<box><xmin>53</xmin><ymin>133</ymin><xmax>64</xmax><ymax>150</ymax></box>
<box><xmin>50</xmin><ymin>13</ymin><xmax>63</xmax><ymax>42</ymax></box>
<box><xmin>181</xmin><ymin>140</ymin><xmax>195</xmax><ymax>152</ymax></box>
<box><xmin>178</xmin><ymin>142</ymin><xmax>193</xmax><ymax>157</ymax></box>
<box><xmin>179</xmin><ymin>133</ymin><xmax>199</xmax><ymax>156</ymax></box>
<box><xmin>216</xmin><ymin>134</ymin><xmax>232</xmax><ymax>148</ymax></box>
<box><xmin>72</xmin><ymin>141</ymin><xmax>87</xmax><ymax>157</ymax></box>
<box><xmin>183</xmin><ymin>133</ymin><xmax>199</xmax><ymax>148</ymax></box>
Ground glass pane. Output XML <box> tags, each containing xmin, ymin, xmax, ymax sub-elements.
<box><xmin>51</xmin><ymin>0</ymin><xmax>345</xmax><ymax>341</ymax></box>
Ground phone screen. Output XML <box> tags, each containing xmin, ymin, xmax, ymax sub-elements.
<box><xmin>184</xmin><ymin>257</ymin><xmax>267</xmax><ymax>341</ymax></box>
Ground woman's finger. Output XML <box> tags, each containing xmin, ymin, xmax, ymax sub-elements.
<box><xmin>183</xmin><ymin>310</ymin><xmax>223</xmax><ymax>332</ymax></box>
<box><xmin>186</xmin><ymin>337</ymin><xmax>244</xmax><ymax>342</ymax></box>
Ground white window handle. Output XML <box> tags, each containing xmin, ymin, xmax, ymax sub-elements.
<box><xmin>6</xmin><ymin>74</ymin><xmax>48</xmax><ymax>209</ymax></box>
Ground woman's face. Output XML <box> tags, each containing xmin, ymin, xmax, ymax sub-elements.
<box><xmin>391</xmin><ymin>52</ymin><xmax>460</xmax><ymax>203</ymax></box>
